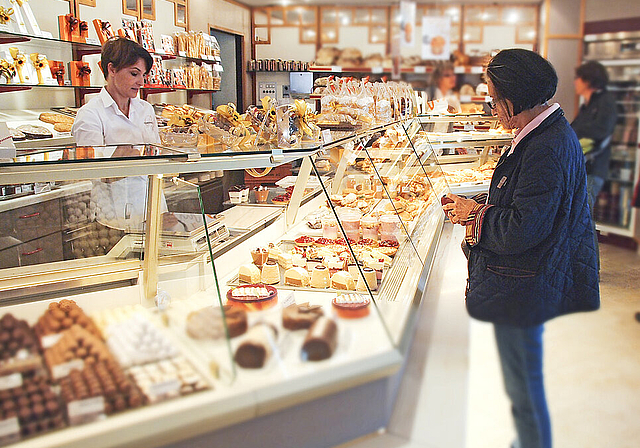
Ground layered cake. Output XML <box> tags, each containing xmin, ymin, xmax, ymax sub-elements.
<box><xmin>291</xmin><ymin>253</ymin><xmax>307</xmax><ymax>268</ymax></box>
<box><xmin>186</xmin><ymin>305</ymin><xmax>247</xmax><ymax>339</ymax></box>
<box><xmin>251</xmin><ymin>247</ymin><xmax>269</xmax><ymax>268</ymax></box>
<box><xmin>267</xmin><ymin>243</ymin><xmax>281</xmax><ymax>261</ymax></box>
<box><xmin>323</xmin><ymin>255</ymin><xmax>347</xmax><ymax>274</ymax></box>
<box><xmin>277</xmin><ymin>252</ymin><xmax>293</xmax><ymax>270</ymax></box>
<box><xmin>331</xmin><ymin>271</ymin><xmax>356</xmax><ymax>291</ymax></box>
<box><xmin>238</xmin><ymin>264</ymin><xmax>261</xmax><ymax>283</ymax></box>
<box><xmin>234</xmin><ymin>323</ymin><xmax>278</xmax><ymax>369</ymax></box>
<box><xmin>284</xmin><ymin>267</ymin><xmax>310</xmax><ymax>287</ymax></box>
<box><xmin>226</xmin><ymin>284</ymin><xmax>278</xmax><ymax>311</ymax></box>
<box><xmin>302</xmin><ymin>317</ymin><xmax>338</xmax><ymax>361</ymax></box>
<box><xmin>356</xmin><ymin>267</ymin><xmax>378</xmax><ymax>292</ymax></box>
<box><xmin>260</xmin><ymin>261</ymin><xmax>281</xmax><ymax>285</ymax></box>
<box><xmin>282</xmin><ymin>303</ymin><xmax>323</xmax><ymax>330</ymax></box>
<box><xmin>332</xmin><ymin>293</ymin><xmax>371</xmax><ymax>319</ymax></box>
<box><xmin>364</xmin><ymin>257</ymin><xmax>385</xmax><ymax>281</ymax></box>
<box><xmin>310</xmin><ymin>265</ymin><xmax>330</xmax><ymax>289</ymax></box>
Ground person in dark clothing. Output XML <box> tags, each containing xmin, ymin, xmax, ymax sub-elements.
<box><xmin>442</xmin><ymin>49</ymin><xmax>600</xmax><ymax>448</ymax></box>
<box><xmin>571</xmin><ymin>61</ymin><xmax>618</xmax><ymax>213</ymax></box>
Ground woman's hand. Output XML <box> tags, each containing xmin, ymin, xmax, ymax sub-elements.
<box><xmin>441</xmin><ymin>193</ymin><xmax>478</xmax><ymax>225</ymax></box>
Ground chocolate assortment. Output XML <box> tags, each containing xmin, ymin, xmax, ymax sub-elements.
<box><xmin>0</xmin><ymin>377</ymin><xmax>66</xmax><ymax>438</ymax></box>
<box><xmin>35</xmin><ymin>300</ymin><xmax>101</xmax><ymax>339</ymax></box>
<box><xmin>127</xmin><ymin>358</ymin><xmax>209</xmax><ymax>404</ymax></box>
<box><xmin>0</xmin><ymin>314</ymin><xmax>43</xmax><ymax>377</ymax></box>
<box><xmin>58</xmin><ymin>361</ymin><xmax>144</xmax><ymax>416</ymax></box>
<box><xmin>43</xmin><ymin>325</ymin><xmax>112</xmax><ymax>376</ymax></box>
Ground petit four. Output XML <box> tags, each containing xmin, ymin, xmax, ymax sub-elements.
<box><xmin>260</xmin><ymin>261</ymin><xmax>281</xmax><ymax>285</ymax></box>
<box><xmin>277</xmin><ymin>252</ymin><xmax>293</xmax><ymax>269</ymax></box>
<box><xmin>356</xmin><ymin>267</ymin><xmax>378</xmax><ymax>292</ymax></box>
<box><xmin>282</xmin><ymin>302</ymin><xmax>323</xmax><ymax>330</ymax></box>
<box><xmin>186</xmin><ymin>305</ymin><xmax>247</xmax><ymax>339</ymax></box>
<box><xmin>310</xmin><ymin>265</ymin><xmax>331</xmax><ymax>289</ymax></box>
<box><xmin>234</xmin><ymin>323</ymin><xmax>278</xmax><ymax>369</ymax></box>
<box><xmin>330</xmin><ymin>271</ymin><xmax>355</xmax><ymax>291</ymax></box>
<box><xmin>291</xmin><ymin>253</ymin><xmax>307</xmax><ymax>268</ymax></box>
<box><xmin>267</xmin><ymin>243</ymin><xmax>281</xmax><ymax>261</ymax></box>
<box><xmin>302</xmin><ymin>317</ymin><xmax>338</xmax><ymax>361</ymax></box>
<box><xmin>332</xmin><ymin>293</ymin><xmax>371</xmax><ymax>319</ymax></box>
<box><xmin>284</xmin><ymin>267</ymin><xmax>310</xmax><ymax>287</ymax></box>
<box><xmin>239</xmin><ymin>263</ymin><xmax>261</xmax><ymax>283</ymax></box>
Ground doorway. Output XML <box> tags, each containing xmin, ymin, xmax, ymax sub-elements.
<box><xmin>210</xmin><ymin>28</ymin><xmax>244</xmax><ymax>110</ymax></box>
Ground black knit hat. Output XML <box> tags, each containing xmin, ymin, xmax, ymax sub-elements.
<box><xmin>486</xmin><ymin>49</ymin><xmax>557</xmax><ymax>116</ymax></box>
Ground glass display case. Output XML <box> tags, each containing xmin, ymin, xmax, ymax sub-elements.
<box><xmin>0</xmin><ymin>120</ymin><xmax>448</xmax><ymax>448</ymax></box>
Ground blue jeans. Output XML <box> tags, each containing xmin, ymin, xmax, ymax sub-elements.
<box><xmin>494</xmin><ymin>324</ymin><xmax>552</xmax><ymax>448</ymax></box>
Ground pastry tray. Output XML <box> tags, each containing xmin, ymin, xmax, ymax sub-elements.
<box><xmin>226</xmin><ymin>239</ymin><xmax>396</xmax><ymax>295</ymax></box>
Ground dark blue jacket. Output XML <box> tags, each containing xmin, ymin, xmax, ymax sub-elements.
<box><xmin>466</xmin><ymin>108</ymin><xmax>600</xmax><ymax>327</ymax></box>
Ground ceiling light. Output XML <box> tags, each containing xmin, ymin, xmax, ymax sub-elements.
<box><xmin>506</xmin><ymin>12</ymin><xmax>518</xmax><ymax>24</ymax></box>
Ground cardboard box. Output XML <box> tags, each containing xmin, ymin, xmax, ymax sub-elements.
<box><xmin>58</xmin><ymin>15</ymin><xmax>84</xmax><ymax>43</ymax></box>
<box><xmin>69</xmin><ymin>61</ymin><xmax>91</xmax><ymax>87</ymax></box>
<box><xmin>92</xmin><ymin>19</ymin><xmax>115</xmax><ymax>45</ymax></box>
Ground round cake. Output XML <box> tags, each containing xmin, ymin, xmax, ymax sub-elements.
<box><xmin>261</xmin><ymin>261</ymin><xmax>280</xmax><ymax>285</ymax></box>
<box><xmin>226</xmin><ymin>285</ymin><xmax>278</xmax><ymax>311</ymax></box>
<box><xmin>332</xmin><ymin>293</ymin><xmax>370</xmax><ymax>319</ymax></box>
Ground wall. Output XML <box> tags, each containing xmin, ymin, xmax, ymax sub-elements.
<box><xmin>585</xmin><ymin>0</ymin><xmax>640</xmax><ymax>21</ymax></box>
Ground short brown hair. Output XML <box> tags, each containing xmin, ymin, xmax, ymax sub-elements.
<box><xmin>100</xmin><ymin>37</ymin><xmax>153</xmax><ymax>80</ymax></box>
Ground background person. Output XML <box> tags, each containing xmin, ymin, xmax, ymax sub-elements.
<box><xmin>428</xmin><ymin>62</ymin><xmax>461</xmax><ymax>113</ymax></box>
<box><xmin>442</xmin><ymin>49</ymin><xmax>600</xmax><ymax>448</ymax></box>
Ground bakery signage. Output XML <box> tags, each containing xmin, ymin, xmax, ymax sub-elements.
<box><xmin>400</xmin><ymin>1</ymin><xmax>416</xmax><ymax>47</ymax></box>
<box><xmin>422</xmin><ymin>16</ymin><xmax>451</xmax><ymax>60</ymax></box>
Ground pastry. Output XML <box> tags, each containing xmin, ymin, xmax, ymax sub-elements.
<box><xmin>34</xmin><ymin>299</ymin><xmax>101</xmax><ymax>339</ymax></box>
<box><xmin>267</xmin><ymin>243</ymin><xmax>281</xmax><ymax>261</ymax></box>
<box><xmin>282</xmin><ymin>303</ymin><xmax>323</xmax><ymax>330</ymax></box>
<box><xmin>314</xmin><ymin>237</ymin><xmax>334</xmax><ymax>247</ymax></box>
<box><xmin>239</xmin><ymin>263</ymin><xmax>261</xmax><ymax>283</ymax></box>
<box><xmin>323</xmin><ymin>255</ymin><xmax>347</xmax><ymax>274</ymax></box>
<box><xmin>356</xmin><ymin>267</ymin><xmax>378</xmax><ymax>292</ymax></box>
<box><xmin>251</xmin><ymin>247</ymin><xmax>269</xmax><ymax>268</ymax></box>
<box><xmin>16</xmin><ymin>124</ymin><xmax>53</xmax><ymax>139</ymax></box>
<box><xmin>277</xmin><ymin>252</ymin><xmax>293</xmax><ymax>270</ymax></box>
<box><xmin>186</xmin><ymin>305</ymin><xmax>247</xmax><ymax>339</ymax></box>
<box><xmin>294</xmin><ymin>235</ymin><xmax>315</xmax><ymax>247</ymax></box>
<box><xmin>378</xmin><ymin>240</ymin><xmax>399</xmax><ymax>256</ymax></box>
<box><xmin>254</xmin><ymin>185</ymin><xmax>269</xmax><ymax>203</ymax></box>
<box><xmin>260</xmin><ymin>261</ymin><xmax>280</xmax><ymax>285</ymax></box>
<box><xmin>128</xmin><ymin>357</ymin><xmax>208</xmax><ymax>403</ymax></box>
<box><xmin>39</xmin><ymin>112</ymin><xmax>74</xmax><ymax>124</ymax></box>
<box><xmin>8</xmin><ymin>128</ymin><xmax>26</xmax><ymax>141</ymax></box>
<box><xmin>364</xmin><ymin>257</ymin><xmax>385</xmax><ymax>281</ymax></box>
<box><xmin>332</xmin><ymin>293</ymin><xmax>370</xmax><ymax>318</ymax></box>
<box><xmin>291</xmin><ymin>253</ymin><xmax>307</xmax><ymax>268</ymax></box>
<box><xmin>284</xmin><ymin>267</ymin><xmax>310</xmax><ymax>287</ymax></box>
<box><xmin>226</xmin><ymin>284</ymin><xmax>278</xmax><ymax>311</ymax></box>
<box><xmin>310</xmin><ymin>265</ymin><xmax>330</xmax><ymax>289</ymax></box>
<box><xmin>331</xmin><ymin>271</ymin><xmax>355</xmax><ymax>291</ymax></box>
<box><xmin>43</xmin><ymin>324</ymin><xmax>113</xmax><ymax>377</ymax></box>
<box><xmin>431</xmin><ymin>35</ymin><xmax>446</xmax><ymax>55</ymax></box>
<box><xmin>53</xmin><ymin>122</ymin><xmax>72</xmax><ymax>133</ymax></box>
<box><xmin>234</xmin><ymin>323</ymin><xmax>278</xmax><ymax>369</ymax></box>
<box><xmin>302</xmin><ymin>317</ymin><xmax>337</xmax><ymax>361</ymax></box>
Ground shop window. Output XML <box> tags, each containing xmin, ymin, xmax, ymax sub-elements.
<box><xmin>354</xmin><ymin>9</ymin><xmax>369</xmax><ymax>25</ymax></box>
<box><xmin>301</xmin><ymin>8</ymin><xmax>316</xmax><ymax>26</ymax></box>
<box><xmin>337</xmin><ymin>9</ymin><xmax>352</xmax><ymax>27</ymax></box>
<box><xmin>502</xmin><ymin>6</ymin><xmax>536</xmax><ymax>25</ymax></box>
<box><xmin>286</xmin><ymin>9</ymin><xmax>301</xmax><ymax>26</ymax></box>
<box><xmin>321</xmin><ymin>8</ymin><xmax>337</xmax><ymax>25</ymax></box>
<box><xmin>300</xmin><ymin>26</ymin><xmax>317</xmax><ymax>44</ymax></box>
<box><xmin>369</xmin><ymin>25</ymin><xmax>386</xmax><ymax>45</ymax></box>
<box><xmin>463</xmin><ymin>25</ymin><xmax>482</xmax><ymax>43</ymax></box>
<box><xmin>254</xmin><ymin>9</ymin><xmax>268</xmax><ymax>26</ymax></box>
<box><xmin>370</xmin><ymin>8</ymin><xmax>386</xmax><ymax>25</ymax></box>
<box><xmin>465</xmin><ymin>6</ymin><xmax>483</xmax><ymax>23</ymax></box>
<box><xmin>321</xmin><ymin>26</ymin><xmax>338</xmax><ymax>44</ymax></box>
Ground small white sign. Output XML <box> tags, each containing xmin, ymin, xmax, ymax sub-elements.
<box><xmin>321</xmin><ymin>129</ymin><xmax>332</xmax><ymax>144</ymax></box>
<box><xmin>464</xmin><ymin>123</ymin><xmax>475</xmax><ymax>131</ymax></box>
<box><xmin>422</xmin><ymin>16</ymin><xmax>451</xmax><ymax>60</ymax></box>
<box><xmin>282</xmin><ymin>292</ymin><xmax>296</xmax><ymax>308</ymax></box>
<box><xmin>0</xmin><ymin>417</ymin><xmax>19</xmax><ymax>438</ymax></box>
<box><xmin>330</xmin><ymin>66</ymin><xmax>342</xmax><ymax>73</ymax></box>
<box><xmin>0</xmin><ymin>373</ymin><xmax>22</xmax><ymax>391</ymax></box>
<box><xmin>471</xmin><ymin>66</ymin><xmax>484</xmax><ymax>74</ymax></box>
<box><xmin>41</xmin><ymin>31</ymin><xmax>53</xmax><ymax>39</ymax></box>
<box><xmin>40</xmin><ymin>332</ymin><xmax>62</xmax><ymax>349</ymax></box>
<box><xmin>0</xmin><ymin>24</ymin><xmax>10</xmax><ymax>33</ymax></box>
<box><xmin>371</xmin><ymin>66</ymin><xmax>383</xmax><ymax>74</ymax></box>
<box><xmin>414</xmin><ymin>66</ymin><xmax>427</xmax><ymax>74</ymax></box>
<box><xmin>67</xmin><ymin>396</ymin><xmax>105</xmax><ymax>419</ymax></box>
<box><xmin>178</xmin><ymin>51</ymin><xmax>187</xmax><ymax>57</ymax></box>
<box><xmin>52</xmin><ymin>359</ymin><xmax>84</xmax><ymax>379</ymax></box>
<box><xmin>85</xmin><ymin>37</ymin><xmax>100</xmax><ymax>45</ymax></box>
<box><xmin>149</xmin><ymin>379</ymin><xmax>181</xmax><ymax>398</ymax></box>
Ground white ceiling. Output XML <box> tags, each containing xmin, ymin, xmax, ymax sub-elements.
<box><xmin>242</xmin><ymin>0</ymin><xmax>542</xmax><ymax>8</ymax></box>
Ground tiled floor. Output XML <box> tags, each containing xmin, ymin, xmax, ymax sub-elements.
<box><xmin>337</xmin><ymin>240</ymin><xmax>640</xmax><ymax>448</ymax></box>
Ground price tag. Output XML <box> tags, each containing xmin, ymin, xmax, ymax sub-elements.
<box><xmin>464</xmin><ymin>123</ymin><xmax>475</xmax><ymax>131</ymax></box>
<box><xmin>371</xmin><ymin>66</ymin><xmax>383</xmax><ymax>74</ymax></box>
<box><xmin>321</xmin><ymin>129</ymin><xmax>332</xmax><ymax>144</ymax></box>
<box><xmin>214</xmin><ymin>64</ymin><xmax>224</xmax><ymax>72</ymax></box>
<box><xmin>85</xmin><ymin>38</ymin><xmax>99</xmax><ymax>45</ymax></box>
<box><xmin>52</xmin><ymin>359</ymin><xmax>84</xmax><ymax>379</ymax></box>
<box><xmin>45</xmin><ymin>79</ymin><xmax>59</xmax><ymax>86</ymax></box>
<box><xmin>282</xmin><ymin>292</ymin><xmax>296</xmax><ymax>308</ymax></box>
<box><xmin>0</xmin><ymin>417</ymin><xmax>19</xmax><ymax>438</ymax></box>
<box><xmin>40</xmin><ymin>333</ymin><xmax>62</xmax><ymax>349</ymax></box>
<box><xmin>414</xmin><ymin>66</ymin><xmax>427</xmax><ymax>74</ymax></box>
<box><xmin>149</xmin><ymin>379</ymin><xmax>181</xmax><ymax>398</ymax></box>
<box><xmin>0</xmin><ymin>374</ymin><xmax>22</xmax><ymax>391</ymax></box>
<box><xmin>67</xmin><ymin>396</ymin><xmax>105</xmax><ymax>419</ymax></box>
<box><xmin>330</xmin><ymin>65</ymin><xmax>342</xmax><ymax>73</ymax></box>
<box><xmin>471</xmin><ymin>66</ymin><xmax>484</xmax><ymax>74</ymax></box>
<box><xmin>178</xmin><ymin>51</ymin><xmax>187</xmax><ymax>57</ymax></box>
<box><xmin>453</xmin><ymin>66</ymin><xmax>465</xmax><ymax>74</ymax></box>
<box><xmin>155</xmin><ymin>49</ymin><xmax>166</xmax><ymax>55</ymax></box>
<box><xmin>200</xmin><ymin>54</ymin><xmax>207</xmax><ymax>60</ymax></box>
